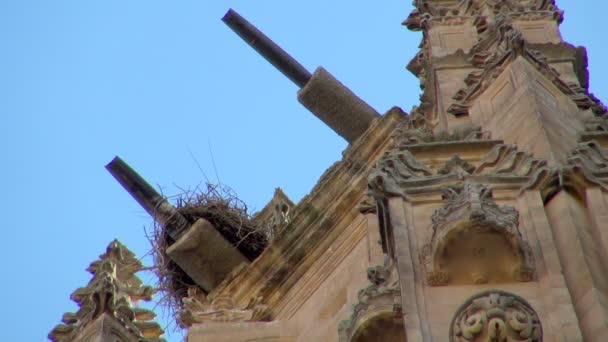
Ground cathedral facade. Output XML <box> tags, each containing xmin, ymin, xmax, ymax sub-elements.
<box><xmin>51</xmin><ymin>1</ymin><xmax>608</xmax><ymax>341</ymax></box>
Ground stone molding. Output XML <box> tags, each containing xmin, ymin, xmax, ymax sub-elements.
<box><xmin>450</xmin><ymin>290</ymin><xmax>542</xmax><ymax>341</ymax></box>
<box><xmin>49</xmin><ymin>240</ymin><xmax>164</xmax><ymax>342</ymax></box>
<box><xmin>368</xmin><ymin>138</ymin><xmax>608</xmax><ymax>203</ymax></box>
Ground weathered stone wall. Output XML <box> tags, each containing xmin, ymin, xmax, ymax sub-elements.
<box><xmin>469</xmin><ymin>56</ymin><xmax>584</xmax><ymax>163</ymax></box>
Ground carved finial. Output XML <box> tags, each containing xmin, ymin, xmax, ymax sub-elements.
<box><xmin>253</xmin><ymin>187</ymin><xmax>295</xmax><ymax>241</ymax></box>
<box><xmin>49</xmin><ymin>240</ymin><xmax>164</xmax><ymax>342</ymax></box>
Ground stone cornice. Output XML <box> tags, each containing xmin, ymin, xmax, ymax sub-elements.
<box><xmin>521</xmin><ymin>140</ymin><xmax>608</xmax><ymax>201</ymax></box>
<box><xmin>368</xmin><ymin>128</ymin><xmax>608</xmax><ymax>205</ymax></box>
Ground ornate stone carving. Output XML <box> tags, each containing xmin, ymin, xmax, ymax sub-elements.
<box><xmin>446</xmin><ymin>13</ymin><xmax>606</xmax><ymax>116</ymax></box>
<box><xmin>368</xmin><ymin>149</ymin><xmax>434</xmax><ymax>198</ymax></box>
<box><xmin>253</xmin><ymin>187</ymin><xmax>294</xmax><ymax>241</ymax></box>
<box><xmin>492</xmin><ymin>0</ymin><xmax>563</xmax><ymax>21</ymax></box>
<box><xmin>403</xmin><ymin>0</ymin><xmax>484</xmax><ymax>32</ymax></box>
<box><xmin>438</xmin><ymin>156</ymin><xmax>477</xmax><ymax>177</ymax></box>
<box><xmin>584</xmin><ymin>115</ymin><xmax>608</xmax><ymax>133</ymax></box>
<box><xmin>430</xmin><ymin>184</ymin><xmax>515</xmax><ymax>231</ymax></box>
<box><xmin>392</xmin><ymin>121</ymin><xmax>490</xmax><ymax>148</ymax></box>
<box><xmin>521</xmin><ymin>140</ymin><xmax>608</xmax><ymax>199</ymax></box>
<box><xmin>422</xmin><ymin>183</ymin><xmax>534</xmax><ymax>285</ymax></box>
<box><xmin>338</xmin><ymin>260</ymin><xmax>401</xmax><ymax>342</ymax></box>
<box><xmin>450</xmin><ymin>290</ymin><xmax>542</xmax><ymax>341</ymax></box>
<box><xmin>358</xmin><ymin>195</ymin><xmax>377</xmax><ymax>214</ymax></box>
<box><xmin>475</xmin><ymin>144</ymin><xmax>547</xmax><ymax>176</ymax></box>
<box><xmin>179</xmin><ymin>287</ymin><xmax>270</xmax><ymax>327</ymax></box>
<box><xmin>49</xmin><ymin>240</ymin><xmax>164</xmax><ymax>342</ymax></box>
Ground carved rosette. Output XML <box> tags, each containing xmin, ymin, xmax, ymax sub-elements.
<box><xmin>49</xmin><ymin>240</ymin><xmax>164</xmax><ymax>342</ymax></box>
<box><xmin>450</xmin><ymin>290</ymin><xmax>542</xmax><ymax>341</ymax></box>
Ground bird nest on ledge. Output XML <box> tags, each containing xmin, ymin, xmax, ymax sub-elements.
<box><xmin>146</xmin><ymin>183</ymin><xmax>269</xmax><ymax>327</ymax></box>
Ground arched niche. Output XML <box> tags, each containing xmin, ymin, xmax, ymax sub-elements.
<box><xmin>422</xmin><ymin>183</ymin><xmax>534</xmax><ymax>286</ymax></box>
<box><xmin>338</xmin><ymin>283</ymin><xmax>403</xmax><ymax>342</ymax></box>
<box><xmin>351</xmin><ymin>312</ymin><xmax>406</xmax><ymax>342</ymax></box>
<box><xmin>450</xmin><ymin>290</ymin><xmax>542</xmax><ymax>341</ymax></box>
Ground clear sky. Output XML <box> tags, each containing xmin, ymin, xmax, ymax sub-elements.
<box><xmin>1</xmin><ymin>1</ymin><xmax>606</xmax><ymax>341</ymax></box>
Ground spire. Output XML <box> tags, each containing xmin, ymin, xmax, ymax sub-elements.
<box><xmin>49</xmin><ymin>240</ymin><xmax>165</xmax><ymax>342</ymax></box>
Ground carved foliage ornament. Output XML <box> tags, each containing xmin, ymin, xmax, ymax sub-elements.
<box><xmin>450</xmin><ymin>290</ymin><xmax>542</xmax><ymax>341</ymax></box>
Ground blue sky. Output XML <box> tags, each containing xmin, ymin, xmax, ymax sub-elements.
<box><xmin>1</xmin><ymin>1</ymin><xmax>606</xmax><ymax>341</ymax></box>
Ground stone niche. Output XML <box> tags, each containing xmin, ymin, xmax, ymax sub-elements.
<box><xmin>450</xmin><ymin>290</ymin><xmax>542</xmax><ymax>341</ymax></box>
<box><xmin>422</xmin><ymin>183</ymin><xmax>534</xmax><ymax>286</ymax></box>
<box><xmin>339</xmin><ymin>263</ymin><xmax>404</xmax><ymax>342</ymax></box>
<box><xmin>350</xmin><ymin>312</ymin><xmax>406</xmax><ymax>342</ymax></box>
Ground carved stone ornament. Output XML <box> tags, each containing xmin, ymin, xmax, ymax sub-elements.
<box><xmin>358</xmin><ymin>195</ymin><xmax>378</xmax><ymax>215</ymax></box>
<box><xmin>179</xmin><ymin>287</ymin><xmax>271</xmax><ymax>327</ymax></box>
<box><xmin>368</xmin><ymin>148</ymin><xmax>434</xmax><ymax>199</ymax></box>
<box><xmin>446</xmin><ymin>12</ymin><xmax>606</xmax><ymax>116</ymax></box>
<box><xmin>438</xmin><ymin>156</ymin><xmax>477</xmax><ymax>178</ymax></box>
<box><xmin>402</xmin><ymin>0</ymin><xmax>579</xmax><ymax>128</ymax></box>
<box><xmin>584</xmin><ymin>115</ymin><xmax>608</xmax><ymax>133</ymax></box>
<box><xmin>49</xmin><ymin>240</ymin><xmax>164</xmax><ymax>342</ymax></box>
<box><xmin>338</xmin><ymin>260</ymin><xmax>401</xmax><ymax>342</ymax></box>
<box><xmin>475</xmin><ymin>144</ymin><xmax>547</xmax><ymax>177</ymax></box>
<box><xmin>253</xmin><ymin>187</ymin><xmax>294</xmax><ymax>241</ymax></box>
<box><xmin>450</xmin><ymin>290</ymin><xmax>542</xmax><ymax>341</ymax></box>
<box><xmin>422</xmin><ymin>183</ymin><xmax>534</xmax><ymax>286</ymax></box>
<box><xmin>368</xmin><ymin>140</ymin><xmax>550</xmax><ymax>202</ymax></box>
<box><xmin>392</xmin><ymin>119</ymin><xmax>491</xmax><ymax>148</ymax></box>
<box><xmin>521</xmin><ymin>140</ymin><xmax>608</xmax><ymax>200</ymax></box>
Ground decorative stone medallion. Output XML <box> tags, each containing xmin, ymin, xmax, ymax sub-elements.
<box><xmin>450</xmin><ymin>290</ymin><xmax>542</xmax><ymax>341</ymax></box>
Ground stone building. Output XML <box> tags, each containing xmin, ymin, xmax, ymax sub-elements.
<box><xmin>50</xmin><ymin>0</ymin><xmax>608</xmax><ymax>341</ymax></box>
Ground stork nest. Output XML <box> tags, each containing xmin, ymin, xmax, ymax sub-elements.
<box><xmin>147</xmin><ymin>183</ymin><xmax>269</xmax><ymax>327</ymax></box>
